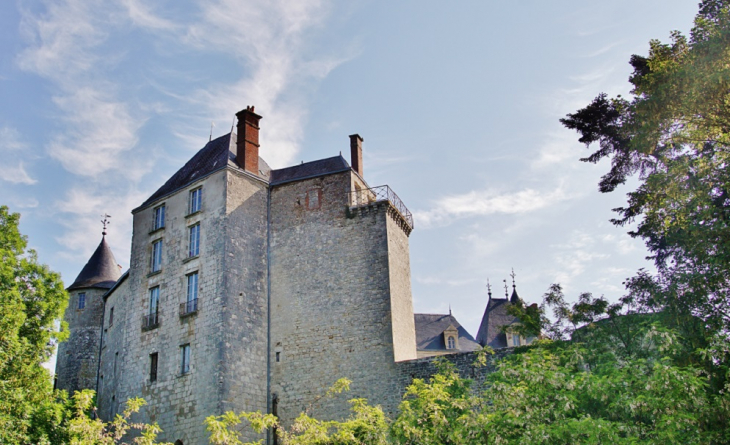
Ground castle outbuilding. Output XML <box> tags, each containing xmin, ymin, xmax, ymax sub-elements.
<box><xmin>56</xmin><ymin>106</ymin><xmax>524</xmax><ymax>444</ymax></box>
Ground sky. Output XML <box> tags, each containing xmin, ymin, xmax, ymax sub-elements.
<box><xmin>0</xmin><ymin>0</ymin><xmax>700</xmax><ymax>342</ymax></box>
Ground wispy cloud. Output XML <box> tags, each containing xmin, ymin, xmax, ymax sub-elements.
<box><xmin>120</xmin><ymin>0</ymin><xmax>176</xmax><ymax>31</ymax></box>
<box><xmin>0</xmin><ymin>125</ymin><xmax>37</xmax><ymax>184</ymax></box>
<box><xmin>184</xmin><ymin>0</ymin><xmax>350</xmax><ymax>167</ymax></box>
<box><xmin>414</xmin><ymin>184</ymin><xmax>574</xmax><ymax>228</ymax></box>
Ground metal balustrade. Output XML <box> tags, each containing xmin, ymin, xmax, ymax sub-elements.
<box><xmin>348</xmin><ymin>185</ymin><xmax>414</xmax><ymax>230</ymax></box>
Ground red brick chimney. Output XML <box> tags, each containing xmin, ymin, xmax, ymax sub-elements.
<box><xmin>349</xmin><ymin>134</ymin><xmax>363</xmax><ymax>177</ymax></box>
<box><xmin>235</xmin><ymin>106</ymin><xmax>262</xmax><ymax>174</ymax></box>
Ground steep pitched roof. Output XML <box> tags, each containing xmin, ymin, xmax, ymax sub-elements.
<box><xmin>269</xmin><ymin>155</ymin><xmax>351</xmax><ymax>185</ymax></box>
<box><xmin>475</xmin><ymin>297</ymin><xmax>520</xmax><ymax>349</ymax></box>
<box><xmin>136</xmin><ymin>132</ymin><xmax>271</xmax><ymax>211</ymax></box>
<box><xmin>68</xmin><ymin>237</ymin><xmax>122</xmax><ymax>291</ymax></box>
<box><xmin>414</xmin><ymin>313</ymin><xmax>481</xmax><ymax>352</ymax></box>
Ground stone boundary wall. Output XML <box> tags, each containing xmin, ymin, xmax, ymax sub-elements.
<box><xmin>394</xmin><ymin>348</ymin><xmax>514</xmax><ymax>395</ymax></box>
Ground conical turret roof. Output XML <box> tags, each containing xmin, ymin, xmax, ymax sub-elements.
<box><xmin>67</xmin><ymin>236</ymin><xmax>121</xmax><ymax>290</ymax></box>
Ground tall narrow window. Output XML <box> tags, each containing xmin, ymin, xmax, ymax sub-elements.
<box><xmin>512</xmin><ymin>335</ymin><xmax>520</xmax><ymax>347</ymax></box>
<box><xmin>109</xmin><ymin>307</ymin><xmax>114</xmax><ymax>327</ymax></box>
<box><xmin>447</xmin><ymin>336</ymin><xmax>455</xmax><ymax>349</ymax></box>
<box><xmin>151</xmin><ymin>240</ymin><xmax>162</xmax><ymax>272</ymax></box>
<box><xmin>185</xmin><ymin>272</ymin><xmax>199</xmax><ymax>314</ymax></box>
<box><xmin>149</xmin><ymin>353</ymin><xmax>158</xmax><ymax>382</ymax></box>
<box><xmin>78</xmin><ymin>292</ymin><xmax>86</xmax><ymax>309</ymax></box>
<box><xmin>188</xmin><ymin>224</ymin><xmax>200</xmax><ymax>257</ymax></box>
<box><xmin>147</xmin><ymin>286</ymin><xmax>160</xmax><ymax>327</ymax></box>
<box><xmin>189</xmin><ymin>188</ymin><xmax>202</xmax><ymax>214</ymax></box>
<box><xmin>180</xmin><ymin>344</ymin><xmax>190</xmax><ymax>375</ymax></box>
<box><xmin>153</xmin><ymin>205</ymin><xmax>165</xmax><ymax>230</ymax></box>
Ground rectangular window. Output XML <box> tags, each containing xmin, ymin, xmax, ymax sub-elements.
<box><xmin>109</xmin><ymin>307</ymin><xmax>114</xmax><ymax>327</ymax></box>
<box><xmin>188</xmin><ymin>223</ymin><xmax>200</xmax><ymax>257</ymax></box>
<box><xmin>180</xmin><ymin>344</ymin><xmax>190</xmax><ymax>375</ymax></box>
<box><xmin>78</xmin><ymin>292</ymin><xmax>86</xmax><ymax>309</ymax></box>
<box><xmin>512</xmin><ymin>335</ymin><xmax>520</xmax><ymax>347</ymax></box>
<box><xmin>189</xmin><ymin>188</ymin><xmax>202</xmax><ymax>214</ymax></box>
<box><xmin>153</xmin><ymin>205</ymin><xmax>165</xmax><ymax>230</ymax></box>
<box><xmin>151</xmin><ymin>239</ymin><xmax>162</xmax><ymax>272</ymax></box>
<box><xmin>185</xmin><ymin>272</ymin><xmax>198</xmax><ymax>313</ymax></box>
<box><xmin>148</xmin><ymin>287</ymin><xmax>159</xmax><ymax>327</ymax></box>
<box><xmin>149</xmin><ymin>353</ymin><xmax>158</xmax><ymax>382</ymax></box>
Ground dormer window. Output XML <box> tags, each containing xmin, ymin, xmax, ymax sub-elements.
<box><xmin>447</xmin><ymin>336</ymin><xmax>455</xmax><ymax>349</ymax></box>
<box><xmin>442</xmin><ymin>324</ymin><xmax>460</xmax><ymax>350</ymax></box>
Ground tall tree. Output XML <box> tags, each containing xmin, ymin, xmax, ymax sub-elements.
<box><xmin>0</xmin><ymin>205</ymin><xmax>69</xmax><ymax>443</ymax></box>
<box><xmin>561</xmin><ymin>0</ymin><xmax>730</xmax><ymax>337</ymax></box>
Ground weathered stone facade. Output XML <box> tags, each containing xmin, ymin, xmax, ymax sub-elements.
<box><xmin>56</xmin><ymin>108</ymin><xmax>509</xmax><ymax>445</ymax></box>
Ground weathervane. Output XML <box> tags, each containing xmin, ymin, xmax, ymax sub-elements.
<box><xmin>101</xmin><ymin>214</ymin><xmax>111</xmax><ymax>236</ymax></box>
<box><xmin>510</xmin><ymin>268</ymin><xmax>516</xmax><ymax>289</ymax></box>
<box><xmin>503</xmin><ymin>279</ymin><xmax>509</xmax><ymax>298</ymax></box>
<box><xmin>486</xmin><ymin>278</ymin><xmax>492</xmax><ymax>298</ymax></box>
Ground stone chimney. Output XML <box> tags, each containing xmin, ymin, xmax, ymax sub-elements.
<box><xmin>349</xmin><ymin>134</ymin><xmax>363</xmax><ymax>177</ymax></box>
<box><xmin>235</xmin><ymin>106</ymin><xmax>262</xmax><ymax>174</ymax></box>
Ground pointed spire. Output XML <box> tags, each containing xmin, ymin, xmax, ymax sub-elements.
<box><xmin>510</xmin><ymin>268</ymin><xmax>520</xmax><ymax>304</ymax></box>
<box><xmin>68</xmin><ymin>235</ymin><xmax>122</xmax><ymax>291</ymax></box>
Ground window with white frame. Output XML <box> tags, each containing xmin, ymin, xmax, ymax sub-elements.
<box><xmin>153</xmin><ymin>205</ymin><xmax>165</xmax><ymax>230</ymax></box>
<box><xmin>185</xmin><ymin>272</ymin><xmax>198</xmax><ymax>313</ymax></box>
<box><xmin>447</xmin><ymin>336</ymin><xmax>456</xmax><ymax>349</ymax></box>
<box><xmin>189</xmin><ymin>188</ymin><xmax>202</xmax><ymax>214</ymax></box>
<box><xmin>151</xmin><ymin>240</ymin><xmax>162</xmax><ymax>272</ymax></box>
<box><xmin>78</xmin><ymin>292</ymin><xmax>86</xmax><ymax>310</ymax></box>
<box><xmin>149</xmin><ymin>287</ymin><xmax>159</xmax><ymax>315</ymax></box>
<box><xmin>180</xmin><ymin>344</ymin><xmax>191</xmax><ymax>375</ymax></box>
<box><xmin>188</xmin><ymin>224</ymin><xmax>200</xmax><ymax>257</ymax></box>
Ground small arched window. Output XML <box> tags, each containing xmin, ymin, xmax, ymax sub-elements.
<box><xmin>447</xmin><ymin>336</ymin><xmax>456</xmax><ymax>349</ymax></box>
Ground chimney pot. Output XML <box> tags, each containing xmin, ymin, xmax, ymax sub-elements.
<box><xmin>235</xmin><ymin>106</ymin><xmax>262</xmax><ymax>174</ymax></box>
<box><xmin>349</xmin><ymin>134</ymin><xmax>363</xmax><ymax>177</ymax></box>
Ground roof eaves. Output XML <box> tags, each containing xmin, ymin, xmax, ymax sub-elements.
<box><xmin>103</xmin><ymin>270</ymin><xmax>130</xmax><ymax>301</ymax></box>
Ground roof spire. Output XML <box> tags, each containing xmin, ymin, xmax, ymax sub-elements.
<box><xmin>511</xmin><ymin>268</ymin><xmax>516</xmax><ymax>289</ymax></box>
<box><xmin>503</xmin><ymin>279</ymin><xmax>509</xmax><ymax>298</ymax></box>
<box><xmin>101</xmin><ymin>214</ymin><xmax>111</xmax><ymax>236</ymax></box>
<box><xmin>487</xmin><ymin>278</ymin><xmax>492</xmax><ymax>299</ymax></box>
<box><xmin>449</xmin><ymin>304</ymin><xmax>452</xmax><ymax>316</ymax></box>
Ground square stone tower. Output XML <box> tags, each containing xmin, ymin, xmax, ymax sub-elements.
<box><xmin>93</xmin><ymin>107</ymin><xmax>417</xmax><ymax>444</ymax></box>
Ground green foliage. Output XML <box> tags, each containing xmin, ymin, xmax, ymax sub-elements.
<box><xmin>561</xmin><ymin>0</ymin><xmax>730</xmax><ymax>338</ymax></box>
<box><xmin>67</xmin><ymin>390</ymin><xmax>171</xmax><ymax>445</ymax></box>
<box><xmin>0</xmin><ymin>205</ymin><xmax>69</xmax><ymax>443</ymax></box>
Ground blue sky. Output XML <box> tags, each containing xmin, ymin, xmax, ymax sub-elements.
<box><xmin>1</xmin><ymin>0</ymin><xmax>699</xmax><ymax>338</ymax></box>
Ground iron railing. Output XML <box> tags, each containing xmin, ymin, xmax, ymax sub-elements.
<box><xmin>179</xmin><ymin>298</ymin><xmax>199</xmax><ymax>317</ymax></box>
<box><xmin>142</xmin><ymin>311</ymin><xmax>160</xmax><ymax>330</ymax></box>
<box><xmin>349</xmin><ymin>185</ymin><xmax>413</xmax><ymax>229</ymax></box>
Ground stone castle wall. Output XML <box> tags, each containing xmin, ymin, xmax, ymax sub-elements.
<box><xmin>55</xmin><ymin>287</ymin><xmax>106</xmax><ymax>395</ymax></box>
<box><xmin>269</xmin><ymin>170</ymin><xmax>417</xmax><ymax>427</ymax></box>
<box><xmin>106</xmin><ymin>169</ymin><xmax>232</xmax><ymax>444</ymax></box>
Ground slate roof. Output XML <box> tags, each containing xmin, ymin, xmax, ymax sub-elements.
<box><xmin>269</xmin><ymin>155</ymin><xmax>351</xmax><ymax>185</ymax></box>
<box><xmin>136</xmin><ymin>132</ymin><xmax>271</xmax><ymax>211</ymax></box>
<box><xmin>68</xmin><ymin>236</ymin><xmax>122</xmax><ymax>291</ymax></box>
<box><xmin>414</xmin><ymin>313</ymin><xmax>481</xmax><ymax>352</ymax></box>
<box><xmin>475</xmin><ymin>292</ymin><xmax>521</xmax><ymax>349</ymax></box>
<box><xmin>136</xmin><ymin>133</ymin><xmax>353</xmax><ymax>211</ymax></box>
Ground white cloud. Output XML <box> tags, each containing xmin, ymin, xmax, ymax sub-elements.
<box><xmin>120</xmin><ymin>0</ymin><xmax>176</xmax><ymax>31</ymax></box>
<box><xmin>184</xmin><ymin>0</ymin><xmax>349</xmax><ymax>168</ymax></box>
<box><xmin>0</xmin><ymin>162</ymin><xmax>37</xmax><ymax>185</ymax></box>
<box><xmin>0</xmin><ymin>125</ymin><xmax>36</xmax><ymax>184</ymax></box>
<box><xmin>414</xmin><ymin>184</ymin><xmax>574</xmax><ymax>228</ymax></box>
<box><xmin>49</xmin><ymin>87</ymin><xmax>145</xmax><ymax>178</ymax></box>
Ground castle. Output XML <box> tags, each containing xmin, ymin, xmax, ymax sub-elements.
<box><xmin>55</xmin><ymin>107</ymin><xmax>530</xmax><ymax>444</ymax></box>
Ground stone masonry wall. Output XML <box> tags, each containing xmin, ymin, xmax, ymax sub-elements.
<box><xmin>98</xmin><ymin>277</ymin><xmax>129</xmax><ymax>420</ymax></box>
<box><xmin>218</xmin><ymin>170</ymin><xmax>269</xmax><ymax>440</ymax></box>
<box><xmin>55</xmin><ymin>287</ymin><xmax>106</xmax><ymax>395</ymax></box>
<box><xmin>106</xmin><ymin>169</ymin><xmax>230</xmax><ymax>445</ymax></box>
<box><xmin>269</xmin><ymin>171</ymin><xmax>413</xmax><ymax>427</ymax></box>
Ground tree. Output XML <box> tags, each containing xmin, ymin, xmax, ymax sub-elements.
<box><xmin>561</xmin><ymin>1</ymin><xmax>730</xmax><ymax>340</ymax></box>
<box><xmin>0</xmin><ymin>205</ymin><xmax>69</xmax><ymax>443</ymax></box>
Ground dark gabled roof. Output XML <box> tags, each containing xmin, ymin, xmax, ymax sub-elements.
<box><xmin>414</xmin><ymin>313</ymin><xmax>481</xmax><ymax>352</ymax></box>
<box><xmin>475</xmin><ymin>297</ymin><xmax>520</xmax><ymax>349</ymax></box>
<box><xmin>68</xmin><ymin>237</ymin><xmax>122</xmax><ymax>291</ymax></box>
<box><xmin>269</xmin><ymin>155</ymin><xmax>351</xmax><ymax>185</ymax></box>
<box><xmin>136</xmin><ymin>132</ymin><xmax>271</xmax><ymax>211</ymax></box>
